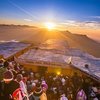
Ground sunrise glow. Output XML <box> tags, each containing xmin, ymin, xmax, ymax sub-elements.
<box><xmin>44</xmin><ymin>22</ymin><xmax>56</xmax><ymax>30</ymax></box>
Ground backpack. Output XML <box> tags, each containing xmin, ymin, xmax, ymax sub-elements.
<box><xmin>29</xmin><ymin>93</ymin><xmax>40</xmax><ymax>100</ymax></box>
<box><xmin>12</xmin><ymin>88</ymin><xmax>24</xmax><ymax>100</ymax></box>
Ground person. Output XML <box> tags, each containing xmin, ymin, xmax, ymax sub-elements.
<box><xmin>0</xmin><ymin>70</ymin><xmax>20</xmax><ymax>100</ymax></box>
<box><xmin>41</xmin><ymin>80</ymin><xmax>48</xmax><ymax>92</ymax></box>
<box><xmin>29</xmin><ymin>82</ymin><xmax>47</xmax><ymax>100</ymax></box>
<box><xmin>76</xmin><ymin>87</ymin><xmax>87</xmax><ymax>100</ymax></box>
<box><xmin>16</xmin><ymin>74</ymin><xmax>29</xmax><ymax>100</ymax></box>
<box><xmin>72</xmin><ymin>72</ymin><xmax>82</xmax><ymax>90</ymax></box>
<box><xmin>89</xmin><ymin>83</ymin><xmax>99</xmax><ymax>100</ymax></box>
<box><xmin>59</xmin><ymin>93</ymin><xmax>68</xmax><ymax>100</ymax></box>
<box><xmin>0</xmin><ymin>59</ymin><xmax>4</xmax><ymax>67</ymax></box>
<box><xmin>72</xmin><ymin>72</ymin><xmax>82</xmax><ymax>99</ymax></box>
<box><xmin>0</xmin><ymin>66</ymin><xmax>7</xmax><ymax>81</ymax></box>
<box><xmin>3</xmin><ymin>60</ymin><xmax>9</xmax><ymax>68</ymax></box>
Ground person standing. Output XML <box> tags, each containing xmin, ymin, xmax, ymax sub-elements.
<box><xmin>0</xmin><ymin>70</ymin><xmax>20</xmax><ymax>100</ymax></box>
<box><xmin>16</xmin><ymin>74</ymin><xmax>29</xmax><ymax>100</ymax></box>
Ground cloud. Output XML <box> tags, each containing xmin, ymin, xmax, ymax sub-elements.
<box><xmin>83</xmin><ymin>21</ymin><xmax>100</xmax><ymax>29</ymax></box>
<box><xmin>59</xmin><ymin>20</ymin><xmax>100</xmax><ymax>29</ymax></box>
<box><xmin>24</xmin><ymin>19</ymin><xmax>32</xmax><ymax>22</ymax></box>
<box><xmin>90</xmin><ymin>16</ymin><xmax>100</xmax><ymax>19</ymax></box>
<box><xmin>60</xmin><ymin>20</ymin><xmax>79</xmax><ymax>27</ymax></box>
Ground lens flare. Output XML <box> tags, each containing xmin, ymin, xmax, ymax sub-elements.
<box><xmin>44</xmin><ymin>22</ymin><xmax>56</xmax><ymax>30</ymax></box>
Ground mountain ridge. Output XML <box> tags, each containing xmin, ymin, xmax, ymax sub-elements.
<box><xmin>0</xmin><ymin>24</ymin><xmax>100</xmax><ymax>57</ymax></box>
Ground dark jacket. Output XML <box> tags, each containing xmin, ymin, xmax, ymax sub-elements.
<box><xmin>0</xmin><ymin>80</ymin><xmax>20</xmax><ymax>100</ymax></box>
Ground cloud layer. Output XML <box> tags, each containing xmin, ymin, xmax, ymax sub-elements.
<box><xmin>24</xmin><ymin>19</ymin><xmax>32</xmax><ymax>22</ymax></box>
<box><xmin>59</xmin><ymin>20</ymin><xmax>100</xmax><ymax>29</ymax></box>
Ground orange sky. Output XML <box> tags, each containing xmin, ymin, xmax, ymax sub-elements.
<box><xmin>0</xmin><ymin>18</ymin><xmax>100</xmax><ymax>42</ymax></box>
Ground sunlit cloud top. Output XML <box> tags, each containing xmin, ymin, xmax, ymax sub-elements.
<box><xmin>60</xmin><ymin>20</ymin><xmax>100</xmax><ymax>29</ymax></box>
<box><xmin>24</xmin><ymin>19</ymin><xmax>32</xmax><ymax>22</ymax></box>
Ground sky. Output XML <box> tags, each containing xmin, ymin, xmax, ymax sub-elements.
<box><xmin>0</xmin><ymin>0</ymin><xmax>100</xmax><ymax>41</ymax></box>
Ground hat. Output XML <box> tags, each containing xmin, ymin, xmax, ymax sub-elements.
<box><xmin>41</xmin><ymin>81</ymin><xmax>48</xmax><ymax>89</ymax></box>
<box><xmin>41</xmin><ymin>80</ymin><xmax>46</xmax><ymax>85</ymax></box>
<box><xmin>3</xmin><ymin>70</ymin><xmax>14</xmax><ymax>81</ymax></box>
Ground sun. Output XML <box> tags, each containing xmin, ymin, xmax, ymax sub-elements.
<box><xmin>44</xmin><ymin>22</ymin><xmax>56</xmax><ymax>30</ymax></box>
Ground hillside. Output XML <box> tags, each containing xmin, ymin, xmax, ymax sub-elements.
<box><xmin>0</xmin><ymin>25</ymin><xmax>100</xmax><ymax>57</ymax></box>
<box><xmin>61</xmin><ymin>31</ymin><xmax>100</xmax><ymax>57</ymax></box>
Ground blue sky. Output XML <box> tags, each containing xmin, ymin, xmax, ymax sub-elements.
<box><xmin>0</xmin><ymin>0</ymin><xmax>100</xmax><ymax>22</ymax></box>
<box><xmin>0</xmin><ymin>0</ymin><xmax>100</xmax><ymax>41</ymax></box>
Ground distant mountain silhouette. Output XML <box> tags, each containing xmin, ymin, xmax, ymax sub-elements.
<box><xmin>0</xmin><ymin>24</ymin><xmax>100</xmax><ymax>57</ymax></box>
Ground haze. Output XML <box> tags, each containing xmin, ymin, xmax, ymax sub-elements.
<box><xmin>0</xmin><ymin>0</ymin><xmax>100</xmax><ymax>42</ymax></box>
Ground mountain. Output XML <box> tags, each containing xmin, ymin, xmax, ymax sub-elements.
<box><xmin>0</xmin><ymin>24</ymin><xmax>100</xmax><ymax>57</ymax></box>
<box><xmin>62</xmin><ymin>31</ymin><xmax>100</xmax><ymax>58</ymax></box>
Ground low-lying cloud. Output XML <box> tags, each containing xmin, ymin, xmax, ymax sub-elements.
<box><xmin>24</xmin><ymin>19</ymin><xmax>32</xmax><ymax>22</ymax></box>
<box><xmin>60</xmin><ymin>20</ymin><xmax>100</xmax><ymax>29</ymax></box>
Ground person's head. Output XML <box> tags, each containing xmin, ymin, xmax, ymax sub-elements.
<box><xmin>41</xmin><ymin>81</ymin><xmax>48</xmax><ymax>92</ymax></box>
<box><xmin>34</xmin><ymin>82</ymin><xmax>42</xmax><ymax>95</ymax></box>
<box><xmin>60</xmin><ymin>91</ymin><xmax>66</xmax><ymax>97</ymax></box>
<box><xmin>16</xmin><ymin>74</ymin><xmax>23</xmax><ymax>82</ymax></box>
<box><xmin>4</xmin><ymin>61</ymin><xmax>9</xmax><ymax>68</ymax></box>
<box><xmin>3</xmin><ymin>70</ymin><xmax>14</xmax><ymax>83</ymax></box>
<box><xmin>0</xmin><ymin>59</ymin><xmax>4</xmax><ymax>64</ymax></box>
<box><xmin>85</xmin><ymin>64</ymin><xmax>89</xmax><ymax>69</ymax></box>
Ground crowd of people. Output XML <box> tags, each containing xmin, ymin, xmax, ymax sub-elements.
<box><xmin>0</xmin><ymin>58</ymin><xmax>100</xmax><ymax>100</ymax></box>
